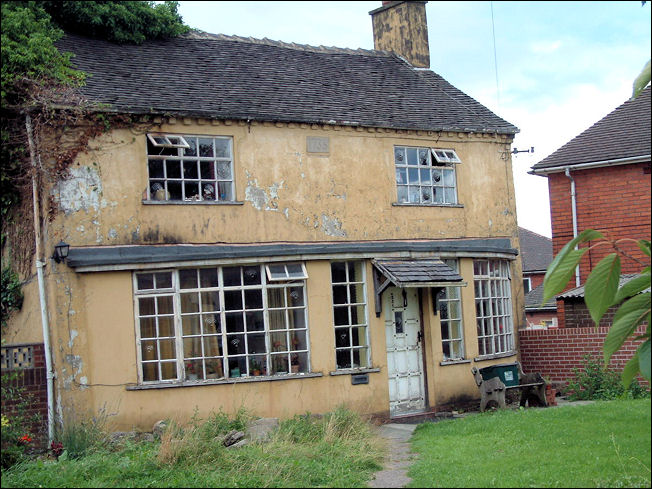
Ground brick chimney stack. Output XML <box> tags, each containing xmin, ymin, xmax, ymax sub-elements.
<box><xmin>369</xmin><ymin>1</ymin><xmax>430</xmax><ymax>69</ymax></box>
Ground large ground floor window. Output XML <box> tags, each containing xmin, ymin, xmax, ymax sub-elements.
<box><xmin>473</xmin><ymin>259</ymin><xmax>514</xmax><ymax>356</ymax></box>
<box><xmin>134</xmin><ymin>264</ymin><xmax>309</xmax><ymax>383</ymax></box>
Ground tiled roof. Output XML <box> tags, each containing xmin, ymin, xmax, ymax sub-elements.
<box><xmin>531</xmin><ymin>86</ymin><xmax>651</xmax><ymax>171</ymax></box>
<box><xmin>518</xmin><ymin>227</ymin><xmax>553</xmax><ymax>272</ymax></box>
<box><xmin>557</xmin><ymin>274</ymin><xmax>648</xmax><ymax>299</ymax></box>
<box><xmin>373</xmin><ymin>259</ymin><xmax>463</xmax><ymax>286</ymax></box>
<box><xmin>55</xmin><ymin>31</ymin><xmax>518</xmax><ymax>134</ymax></box>
<box><xmin>524</xmin><ymin>283</ymin><xmax>557</xmax><ymax>311</ymax></box>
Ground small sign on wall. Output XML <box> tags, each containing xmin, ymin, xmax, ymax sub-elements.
<box><xmin>351</xmin><ymin>374</ymin><xmax>369</xmax><ymax>385</ymax></box>
<box><xmin>307</xmin><ymin>136</ymin><xmax>329</xmax><ymax>154</ymax></box>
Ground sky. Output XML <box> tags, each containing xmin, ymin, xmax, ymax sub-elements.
<box><xmin>175</xmin><ymin>1</ymin><xmax>651</xmax><ymax>238</ymax></box>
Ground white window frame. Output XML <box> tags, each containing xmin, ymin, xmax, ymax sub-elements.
<box><xmin>146</xmin><ymin>134</ymin><xmax>235</xmax><ymax>203</ymax></box>
<box><xmin>431</xmin><ymin>148</ymin><xmax>461</xmax><ymax>164</ymax></box>
<box><xmin>473</xmin><ymin>259</ymin><xmax>514</xmax><ymax>356</ymax></box>
<box><xmin>523</xmin><ymin>276</ymin><xmax>532</xmax><ymax>294</ymax></box>
<box><xmin>330</xmin><ymin>260</ymin><xmax>371</xmax><ymax>370</ymax></box>
<box><xmin>147</xmin><ymin>133</ymin><xmax>190</xmax><ymax>149</ymax></box>
<box><xmin>394</xmin><ymin>145</ymin><xmax>459</xmax><ymax>205</ymax></box>
<box><xmin>265</xmin><ymin>263</ymin><xmax>308</xmax><ymax>281</ymax></box>
<box><xmin>133</xmin><ymin>263</ymin><xmax>310</xmax><ymax>384</ymax></box>
<box><xmin>437</xmin><ymin>259</ymin><xmax>465</xmax><ymax>361</ymax></box>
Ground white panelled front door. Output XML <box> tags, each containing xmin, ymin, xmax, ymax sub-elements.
<box><xmin>384</xmin><ymin>287</ymin><xmax>425</xmax><ymax>416</ymax></box>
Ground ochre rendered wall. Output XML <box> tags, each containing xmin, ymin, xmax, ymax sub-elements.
<box><xmin>41</xmin><ymin>120</ymin><xmax>518</xmax><ymax>248</ymax></box>
<box><xmin>5</xmin><ymin>119</ymin><xmax>522</xmax><ymax>429</ymax></box>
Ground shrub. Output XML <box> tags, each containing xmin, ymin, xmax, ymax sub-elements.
<box><xmin>565</xmin><ymin>354</ymin><xmax>651</xmax><ymax>401</ymax></box>
<box><xmin>1</xmin><ymin>370</ymin><xmax>41</xmax><ymax>470</ymax></box>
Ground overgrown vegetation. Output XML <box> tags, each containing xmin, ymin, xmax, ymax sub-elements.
<box><xmin>1</xmin><ymin>406</ymin><xmax>385</xmax><ymax>488</ymax></box>
<box><xmin>1</xmin><ymin>266</ymin><xmax>23</xmax><ymax>328</ymax></box>
<box><xmin>565</xmin><ymin>354</ymin><xmax>650</xmax><ymax>401</ymax></box>
<box><xmin>1</xmin><ymin>371</ymin><xmax>42</xmax><ymax>470</ymax></box>
<box><xmin>0</xmin><ymin>1</ymin><xmax>187</xmax><ymax>326</ymax></box>
<box><xmin>409</xmin><ymin>398</ymin><xmax>651</xmax><ymax>488</ymax></box>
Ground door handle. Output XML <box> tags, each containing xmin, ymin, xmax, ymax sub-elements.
<box><xmin>417</xmin><ymin>331</ymin><xmax>423</xmax><ymax>343</ymax></box>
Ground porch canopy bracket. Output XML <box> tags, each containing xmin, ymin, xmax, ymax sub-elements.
<box><xmin>371</xmin><ymin>258</ymin><xmax>466</xmax><ymax>317</ymax></box>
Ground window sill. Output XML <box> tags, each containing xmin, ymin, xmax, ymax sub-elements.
<box><xmin>142</xmin><ymin>200</ymin><xmax>245</xmax><ymax>206</ymax></box>
<box><xmin>329</xmin><ymin>367</ymin><xmax>381</xmax><ymax>376</ymax></box>
<box><xmin>439</xmin><ymin>359</ymin><xmax>471</xmax><ymax>366</ymax></box>
<box><xmin>126</xmin><ymin>372</ymin><xmax>323</xmax><ymax>390</ymax></box>
<box><xmin>473</xmin><ymin>351</ymin><xmax>517</xmax><ymax>363</ymax></box>
<box><xmin>392</xmin><ymin>202</ymin><xmax>464</xmax><ymax>208</ymax></box>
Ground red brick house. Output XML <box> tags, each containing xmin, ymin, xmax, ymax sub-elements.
<box><xmin>519</xmin><ymin>87</ymin><xmax>650</xmax><ymax>383</ymax></box>
<box><xmin>529</xmin><ymin>86</ymin><xmax>651</xmax><ymax>328</ymax></box>
<box><xmin>518</xmin><ymin>227</ymin><xmax>557</xmax><ymax>329</ymax></box>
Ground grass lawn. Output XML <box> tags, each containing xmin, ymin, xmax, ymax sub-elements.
<box><xmin>408</xmin><ymin>398</ymin><xmax>651</xmax><ymax>488</ymax></box>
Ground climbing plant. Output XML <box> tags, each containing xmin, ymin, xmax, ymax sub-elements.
<box><xmin>0</xmin><ymin>1</ymin><xmax>188</xmax><ymax>324</ymax></box>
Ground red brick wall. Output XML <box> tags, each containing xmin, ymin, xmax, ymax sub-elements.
<box><xmin>518</xmin><ymin>327</ymin><xmax>648</xmax><ymax>387</ymax></box>
<box><xmin>548</xmin><ymin>162</ymin><xmax>651</xmax><ymax>284</ymax></box>
<box><xmin>1</xmin><ymin>344</ymin><xmax>48</xmax><ymax>445</ymax></box>
<box><xmin>562</xmin><ymin>299</ymin><xmax>620</xmax><ymax>328</ymax></box>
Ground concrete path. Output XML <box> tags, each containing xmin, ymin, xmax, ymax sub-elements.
<box><xmin>368</xmin><ymin>423</ymin><xmax>418</xmax><ymax>488</ymax></box>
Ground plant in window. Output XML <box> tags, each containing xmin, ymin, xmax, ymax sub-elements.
<box><xmin>291</xmin><ymin>354</ymin><xmax>300</xmax><ymax>373</ymax></box>
<box><xmin>185</xmin><ymin>362</ymin><xmax>197</xmax><ymax>380</ymax></box>
<box><xmin>250</xmin><ymin>359</ymin><xmax>262</xmax><ymax>376</ymax></box>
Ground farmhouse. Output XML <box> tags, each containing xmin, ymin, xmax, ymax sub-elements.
<box><xmin>2</xmin><ymin>1</ymin><xmax>524</xmax><ymax>432</ymax></box>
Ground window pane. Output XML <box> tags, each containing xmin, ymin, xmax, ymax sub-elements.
<box><xmin>406</xmin><ymin>147</ymin><xmax>418</xmax><ymax>165</ymax></box>
<box><xmin>226</xmin><ymin>334</ymin><xmax>245</xmax><ymax>355</ymax></box>
<box><xmin>216</xmin><ymin>161</ymin><xmax>232</xmax><ymax>179</ymax></box>
<box><xmin>396</xmin><ymin>167</ymin><xmax>406</xmax><ymax>184</ymax></box>
<box><xmin>200</xmin><ymin>269</ymin><xmax>218</xmax><ymax>288</ymax></box>
<box><xmin>149</xmin><ymin>160</ymin><xmax>164</xmax><ymax>178</ymax></box>
<box><xmin>245</xmin><ymin>311</ymin><xmax>264</xmax><ymax>331</ymax></box>
<box><xmin>214</xmin><ymin>139</ymin><xmax>230</xmax><ymax>158</ymax></box>
<box><xmin>157</xmin><ymin>296</ymin><xmax>174</xmax><ymax>314</ymax></box>
<box><xmin>243</xmin><ymin>266</ymin><xmax>261</xmax><ymax>285</ymax></box>
<box><xmin>199</xmin><ymin>138</ymin><xmax>214</xmax><ymax>157</ymax></box>
<box><xmin>155</xmin><ymin>272</ymin><xmax>173</xmax><ymax>289</ymax></box>
<box><xmin>287</xmin><ymin>287</ymin><xmax>304</xmax><ymax>307</ymax></box>
<box><xmin>158</xmin><ymin>317</ymin><xmax>175</xmax><ymax>337</ymax></box>
<box><xmin>138</xmin><ymin>297</ymin><xmax>155</xmax><ymax>316</ymax></box>
<box><xmin>269</xmin><ymin>310</ymin><xmax>286</xmax><ymax>330</ymax></box>
<box><xmin>408</xmin><ymin>186</ymin><xmax>420</xmax><ymax>203</ymax></box>
<box><xmin>140</xmin><ymin>317</ymin><xmax>156</xmax><ymax>338</ymax></box>
<box><xmin>201</xmin><ymin>291</ymin><xmax>220</xmax><ymax>312</ymax></box>
<box><xmin>183</xmin><ymin>160</ymin><xmax>198</xmax><ymax>179</ymax></box>
<box><xmin>394</xmin><ymin>147</ymin><xmax>405</xmax><ymax>165</ymax></box>
<box><xmin>268</xmin><ymin>288</ymin><xmax>286</xmax><ymax>308</ymax></box>
<box><xmin>408</xmin><ymin>168</ymin><xmax>419</xmax><ymax>184</ymax></box>
<box><xmin>180</xmin><ymin>293</ymin><xmax>200</xmax><ymax>313</ymax></box>
<box><xmin>182</xmin><ymin>315</ymin><xmax>201</xmax><ymax>336</ymax></box>
<box><xmin>137</xmin><ymin>274</ymin><xmax>154</xmax><ymax>291</ymax></box>
<box><xmin>397</xmin><ymin>186</ymin><xmax>408</xmax><ymax>203</ymax></box>
<box><xmin>244</xmin><ymin>289</ymin><xmax>263</xmax><ymax>309</ymax></box>
<box><xmin>224</xmin><ymin>290</ymin><xmax>243</xmax><ymax>310</ymax></box>
<box><xmin>225</xmin><ymin>312</ymin><xmax>244</xmax><ymax>332</ymax></box>
<box><xmin>335</xmin><ymin>327</ymin><xmax>350</xmax><ymax>348</ymax></box>
<box><xmin>223</xmin><ymin>267</ymin><xmax>241</xmax><ymax>286</ymax></box>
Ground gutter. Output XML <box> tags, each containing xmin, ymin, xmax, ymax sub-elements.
<box><xmin>564</xmin><ymin>167</ymin><xmax>580</xmax><ymax>287</ymax></box>
<box><xmin>25</xmin><ymin>114</ymin><xmax>55</xmax><ymax>444</ymax></box>
<box><xmin>529</xmin><ymin>154</ymin><xmax>650</xmax><ymax>175</ymax></box>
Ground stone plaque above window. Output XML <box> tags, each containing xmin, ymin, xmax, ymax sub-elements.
<box><xmin>306</xmin><ymin>137</ymin><xmax>329</xmax><ymax>154</ymax></box>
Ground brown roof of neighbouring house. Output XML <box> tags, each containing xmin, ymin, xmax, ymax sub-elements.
<box><xmin>55</xmin><ymin>31</ymin><xmax>518</xmax><ymax>134</ymax></box>
<box><xmin>518</xmin><ymin>227</ymin><xmax>553</xmax><ymax>273</ymax></box>
<box><xmin>531</xmin><ymin>86</ymin><xmax>651</xmax><ymax>172</ymax></box>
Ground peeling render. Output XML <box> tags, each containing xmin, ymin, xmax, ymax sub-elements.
<box><xmin>321</xmin><ymin>214</ymin><xmax>347</xmax><ymax>237</ymax></box>
<box><xmin>68</xmin><ymin>329</ymin><xmax>78</xmax><ymax>348</ymax></box>
<box><xmin>244</xmin><ymin>170</ymin><xmax>285</xmax><ymax>211</ymax></box>
<box><xmin>53</xmin><ymin>166</ymin><xmax>111</xmax><ymax>215</ymax></box>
